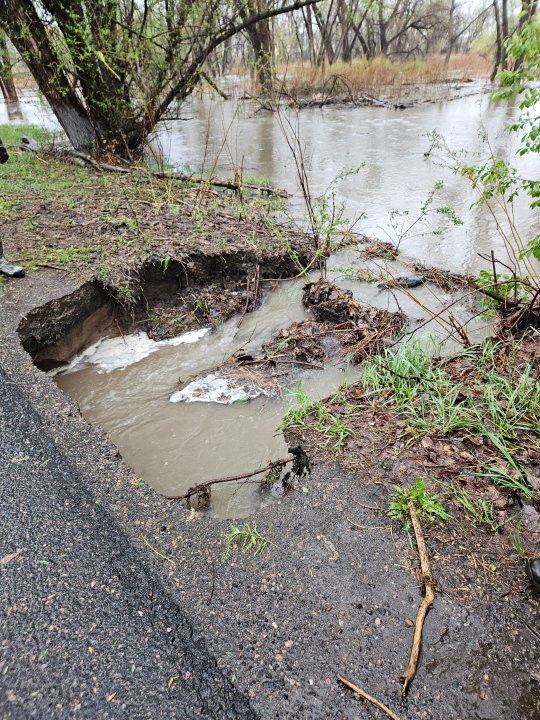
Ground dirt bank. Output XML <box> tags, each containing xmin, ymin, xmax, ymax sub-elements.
<box><xmin>1</xmin><ymin>149</ymin><xmax>539</xmax><ymax>719</ymax></box>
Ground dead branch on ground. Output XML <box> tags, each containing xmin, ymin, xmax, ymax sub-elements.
<box><xmin>166</xmin><ymin>445</ymin><xmax>310</xmax><ymax>501</ymax></box>
<box><xmin>18</xmin><ymin>136</ymin><xmax>289</xmax><ymax>198</ymax></box>
<box><xmin>401</xmin><ymin>502</ymin><xmax>436</xmax><ymax>696</ymax></box>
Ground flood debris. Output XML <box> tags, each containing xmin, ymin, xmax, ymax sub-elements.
<box><xmin>301</xmin><ymin>280</ymin><xmax>404</xmax><ymax>361</ymax></box>
<box><xmin>401</xmin><ymin>502</ymin><xmax>437</xmax><ymax>696</ymax></box>
<box><xmin>166</xmin><ymin>445</ymin><xmax>310</xmax><ymax>502</ymax></box>
<box><xmin>170</xmin><ymin>372</ymin><xmax>266</xmax><ymax>404</ymax></box>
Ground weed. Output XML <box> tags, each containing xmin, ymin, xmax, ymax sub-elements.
<box><xmin>512</xmin><ymin>529</ymin><xmax>527</xmax><ymax>559</ymax></box>
<box><xmin>477</xmin><ymin>465</ymin><xmax>533</xmax><ymax>500</ymax></box>
<box><xmin>451</xmin><ymin>485</ymin><xmax>501</xmax><ymax>531</ymax></box>
<box><xmin>222</xmin><ymin>523</ymin><xmax>269</xmax><ymax>560</ymax></box>
<box><xmin>116</xmin><ymin>282</ymin><xmax>137</xmax><ymax>304</ymax></box>
<box><xmin>192</xmin><ymin>294</ymin><xmax>211</xmax><ymax>318</ymax></box>
<box><xmin>389</xmin><ymin>477</ymin><xmax>450</xmax><ymax>530</ymax></box>
<box><xmin>0</xmin><ymin>200</ymin><xmax>15</xmax><ymax>217</ymax></box>
<box><xmin>279</xmin><ymin>384</ymin><xmax>352</xmax><ymax>450</ymax></box>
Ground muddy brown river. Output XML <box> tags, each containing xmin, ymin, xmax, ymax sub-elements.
<box><xmin>5</xmin><ymin>90</ymin><xmax>539</xmax><ymax>517</ymax></box>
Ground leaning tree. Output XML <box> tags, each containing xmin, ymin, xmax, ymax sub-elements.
<box><xmin>0</xmin><ymin>0</ymin><xmax>318</xmax><ymax>159</ymax></box>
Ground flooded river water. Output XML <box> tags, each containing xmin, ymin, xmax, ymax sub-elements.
<box><xmin>4</xmin><ymin>91</ymin><xmax>539</xmax><ymax>517</ymax></box>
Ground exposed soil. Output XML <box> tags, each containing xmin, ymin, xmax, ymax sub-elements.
<box><xmin>1</xmin><ymin>153</ymin><xmax>539</xmax><ymax>719</ymax></box>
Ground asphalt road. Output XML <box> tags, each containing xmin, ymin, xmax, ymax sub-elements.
<box><xmin>0</xmin><ymin>365</ymin><xmax>256</xmax><ymax>719</ymax></box>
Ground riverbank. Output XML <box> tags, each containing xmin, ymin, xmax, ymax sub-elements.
<box><xmin>1</xmin><ymin>134</ymin><xmax>539</xmax><ymax>719</ymax></box>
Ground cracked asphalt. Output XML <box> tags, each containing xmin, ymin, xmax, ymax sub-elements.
<box><xmin>0</xmin><ymin>365</ymin><xmax>255</xmax><ymax>719</ymax></box>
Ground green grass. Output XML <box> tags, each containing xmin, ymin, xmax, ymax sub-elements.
<box><xmin>16</xmin><ymin>245</ymin><xmax>98</xmax><ymax>269</ymax></box>
<box><xmin>451</xmin><ymin>484</ymin><xmax>503</xmax><ymax>531</ymax></box>
<box><xmin>279</xmin><ymin>384</ymin><xmax>352</xmax><ymax>450</ymax></box>
<box><xmin>222</xmin><ymin>523</ymin><xmax>269</xmax><ymax>560</ymax></box>
<box><xmin>358</xmin><ymin>339</ymin><xmax>539</xmax><ymax>502</ymax></box>
<box><xmin>0</xmin><ymin>123</ymin><xmax>93</xmax><ymax>195</ymax></box>
<box><xmin>389</xmin><ymin>477</ymin><xmax>450</xmax><ymax>530</ymax></box>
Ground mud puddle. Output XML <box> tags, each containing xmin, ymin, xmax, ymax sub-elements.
<box><xmin>53</xmin><ymin>250</ymin><xmax>494</xmax><ymax>518</ymax></box>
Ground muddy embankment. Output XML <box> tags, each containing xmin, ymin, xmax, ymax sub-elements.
<box><xmin>18</xmin><ymin>246</ymin><xmax>310</xmax><ymax>370</ymax></box>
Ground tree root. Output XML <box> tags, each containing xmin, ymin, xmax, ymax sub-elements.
<box><xmin>337</xmin><ymin>675</ymin><xmax>401</xmax><ymax>720</ymax></box>
<box><xmin>401</xmin><ymin>502</ymin><xmax>436</xmax><ymax>696</ymax></box>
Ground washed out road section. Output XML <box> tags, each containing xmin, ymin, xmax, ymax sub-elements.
<box><xmin>0</xmin><ymin>366</ymin><xmax>255</xmax><ymax>719</ymax></box>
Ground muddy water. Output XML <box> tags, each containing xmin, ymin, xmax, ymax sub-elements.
<box><xmin>161</xmin><ymin>93</ymin><xmax>539</xmax><ymax>275</ymax></box>
<box><xmin>6</xmin><ymin>90</ymin><xmax>533</xmax><ymax>515</ymax></box>
<box><xmin>56</xmin><ymin>257</ymin><xmax>492</xmax><ymax>518</ymax></box>
<box><xmin>56</xmin><ymin>281</ymin><xmax>352</xmax><ymax>518</ymax></box>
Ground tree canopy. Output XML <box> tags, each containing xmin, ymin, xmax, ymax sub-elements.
<box><xmin>0</xmin><ymin>0</ymin><xmax>317</xmax><ymax>158</ymax></box>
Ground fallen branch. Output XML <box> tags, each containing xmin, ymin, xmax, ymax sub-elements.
<box><xmin>337</xmin><ymin>675</ymin><xmax>401</xmax><ymax>720</ymax></box>
<box><xmin>166</xmin><ymin>445</ymin><xmax>310</xmax><ymax>501</ymax></box>
<box><xmin>18</xmin><ymin>135</ymin><xmax>289</xmax><ymax>198</ymax></box>
<box><xmin>401</xmin><ymin>502</ymin><xmax>436</xmax><ymax>696</ymax></box>
<box><xmin>154</xmin><ymin>170</ymin><xmax>289</xmax><ymax>197</ymax></box>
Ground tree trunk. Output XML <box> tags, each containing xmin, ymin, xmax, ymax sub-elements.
<box><xmin>501</xmin><ymin>0</ymin><xmax>509</xmax><ymax>69</ymax></box>
<box><xmin>444</xmin><ymin>0</ymin><xmax>456</xmax><ymax>67</ymax></box>
<box><xmin>0</xmin><ymin>32</ymin><xmax>17</xmax><ymax>102</ymax></box>
<box><xmin>314</xmin><ymin>3</ymin><xmax>336</xmax><ymax>65</ymax></box>
<box><xmin>378</xmin><ymin>2</ymin><xmax>388</xmax><ymax>56</ymax></box>
<box><xmin>491</xmin><ymin>0</ymin><xmax>502</xmax><ymax>80</ymax></box>
<box><xmin>0</xmin><ymin>0</ymin><xmax>98</xmax><ymax>152</ymax></box>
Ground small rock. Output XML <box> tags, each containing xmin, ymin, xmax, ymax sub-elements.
<box><xmin>525</xmin><ymin>558</ymin><xmax>540</xmax><ymax>591</ymax></box>
<box><xmin>401</xmin><ymin>275</ymin><xmax>425</xmax><ymax>288</ymax></box>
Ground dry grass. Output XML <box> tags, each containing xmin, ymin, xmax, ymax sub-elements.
<box><xmin>278</xmin><ymin>53</ymin><xmax>491</xmax><ymax>98</ymax></box>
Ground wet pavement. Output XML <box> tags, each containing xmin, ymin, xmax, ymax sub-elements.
<box><xmin>0</xmin><ymin>364</ymin><xmax>255</xmax><ymax>718</ymax></box>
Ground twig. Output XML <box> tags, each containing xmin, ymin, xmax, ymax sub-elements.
<box><xmin>401</xmin><ymin>502</ymin><xmax>436</xmax><ymax>696</ymax></box>
<box><xmin>337</xmin><ymin>675</ymin><xmax>401</xmax><ymax>720</ymax></box>
<box><xmin>142</xmin><ymin>537</ymin><xmax>175</xmax><ymax>564</ymax></box>
<box><xmin>347</xmin><ymin>518</ymin><xmax>386</xmax><ymax>530</ymax></box>
<box><xmin>165</xmin><ymin>457</ymin><xmax>294</xmax><ymax>500</ymax></box>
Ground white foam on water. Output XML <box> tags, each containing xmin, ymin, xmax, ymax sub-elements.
<box><xmin>55</xmin><ymin>328</ymin><xmax>210</xmax><ymax>374</ymax></box>
<box><xmin>170</xmin><ymin>373</ymin><xmax>264</xmax><ymax>404</ymax></box>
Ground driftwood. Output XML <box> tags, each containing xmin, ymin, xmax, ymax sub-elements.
<box><xmin>401</xmin><ymin>502</ymin><xmax>436</xmax><ymax>696</ymax></box>
<box><xmin>166</xmin><ymin>445</ymin><xmax>310</xmax><ymax>501</ymax></box>
<box><xmin>18</xmin><ymin>135</ymin><xmax>289</xmax><ymax>198</ymax></box>
<box><xmin>337</xmin><ymin>675</ymin><xmax>401</xmax><ymax>720</ymax></box>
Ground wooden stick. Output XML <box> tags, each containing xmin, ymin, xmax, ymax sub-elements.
<box><xmin>165</xmin><ymin>456</ymin><xmax>294</xmax><ymax>501</ymax></box>
<box><xmin>401</xmin><ymin>502</ymin><xmax>436</xmax><ymax>696</ymax></box>
<box><xmin>337</xmin><ymin>675</ymin><xmax>401</xmax><ymax>720</ymax></box>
